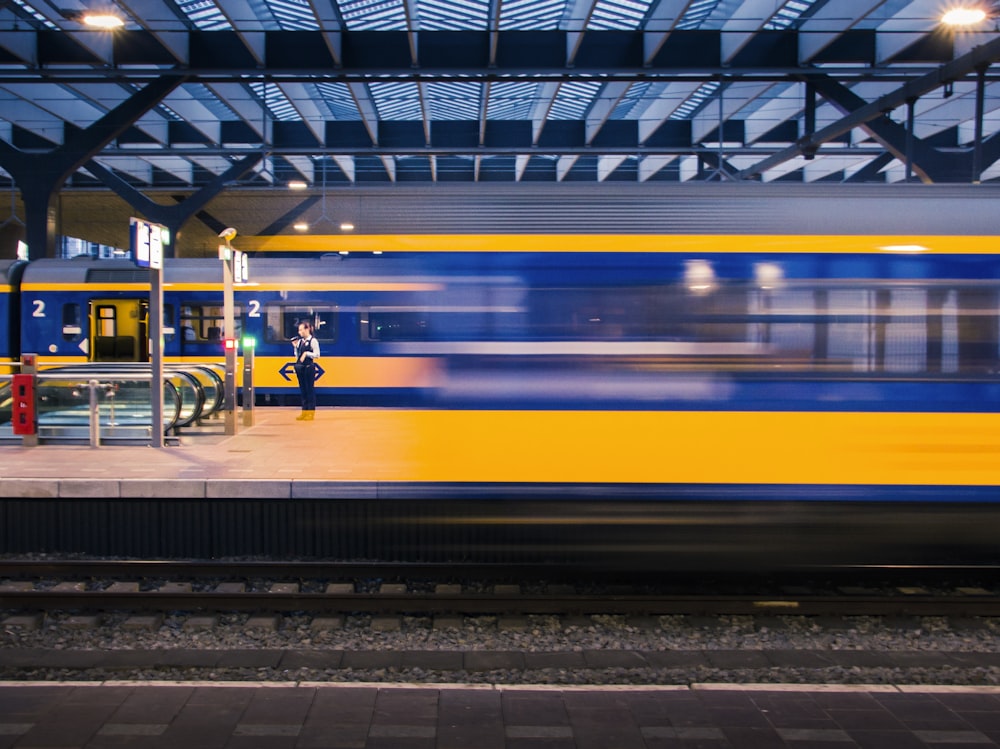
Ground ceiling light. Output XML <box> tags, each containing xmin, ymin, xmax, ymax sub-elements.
<box><xmin>942</xmin><ymin>7</ymin><xmax>987</xmax><ymax>25</ymax></box>
<box><xmin>82</xmin><ymin>12</ymin><xmax>124</xmax><ymax>28</ymax></box>
<box><xmin>293</xmin><ymin>222</ymin><xmax>308</xmax><ymax>231</ymax></box>
<box><xmin>339</xmin><ymin>222</ymin><xmax>355</xmax><ymax>231</ymax></box>
<box><xmin>288</xmin><ymin>180</ymin><xmax>307</xmax><ymax>190</ymax></box>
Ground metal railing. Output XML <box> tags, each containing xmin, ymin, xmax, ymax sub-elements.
<box><xmin>0</xmin><ymin>361</ymin><xmax>226</xmax><ymax>446</ymax></box>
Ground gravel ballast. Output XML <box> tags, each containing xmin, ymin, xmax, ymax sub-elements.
<box><xmin>2</xmin><ymin>611</ymin><xmax>998</xmax><ymax>686</ymax></box>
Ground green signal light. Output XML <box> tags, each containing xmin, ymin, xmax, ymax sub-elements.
<box><xmin>241</xmin><ymin>336</ymin><xmax>256</xmax><ymax>349</ymax></box>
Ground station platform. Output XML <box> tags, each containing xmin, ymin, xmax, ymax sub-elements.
<box><xmin>4</xmin><ymin>681</ymin><xmax>1000</xmax><ymax>749</ymax></box>
<box><xmin>0</xmin><ymin>406</ymin><xmax>605</xmax><ymax>498</ymax></box>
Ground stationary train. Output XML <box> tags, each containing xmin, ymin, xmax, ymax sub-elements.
<box><xmin>2</xmin><ymin>233</ymin><xmax>1000</xmax><ymax>568</ymax></box>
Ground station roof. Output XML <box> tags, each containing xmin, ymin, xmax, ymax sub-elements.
<box><xmin>1</xmin><ymin>0</ymin><xmax>999</xmax><ymax>196</ymax></box>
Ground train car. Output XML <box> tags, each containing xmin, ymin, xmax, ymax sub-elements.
<box><xmin>0</xmin><ymin>259</ymin><xmax>27</xmax><ymax>374</ymax></box>
<box><xmin>7</xmin><ymin>235</ymin><xmax>1000</xmax><ymax>568</ymax></box>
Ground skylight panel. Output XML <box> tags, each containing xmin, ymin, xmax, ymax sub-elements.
<box><xmin>8</xmin><ymin>0</ymin><xmax>57</xmax><ymax>30</ymax></box>
<box><xmin>418</xmin><ymin>0</ymin><xmax>489</xmax><ymax>29</ymax></box>
<box><xmin>587</xmin><ymin>0</ymin><xmax>654</xmax><ymax>30</ymax></box>
<box><xmin>266</xmin><ymin>0</ymin><xmax>319</xmax><ymax>30</ymax></box>
<box><xmin>427</xmin><ymin>82</ymin><xmax>482</xmax><ymax>120</ymax></box>
<box><xmin>499</xmin><ymin>0</ymin><xmax>564</xmax><ymax>30</ymax></box>
<box><xmin>183</xmin><ymin>83</ymin><xmax>237</xmax><ymax>119</ymax></box>
<box><xmin>370</xmin><ymin>81</ymin><xmax>423</xmax><ymax>120</ymax></box>
<box><xmin>340</xmin><ymin>0</ymin><xmax>407</xmax><ymax>30</ymax></box>
<box><xmin>156</xmin><ymin>103</ymin><xmax>183</xmax><ymax>122</ymax></box>
<box><xmin>610</xmin><ymin>81</ymin><xmax>651</xmax><ymax>119</ymax></box>
<box><xmin>314</xmin><ymin>82</ymin><xmax>361</xmax><ymax>120</ymax></box>
<box><xmin>762</xmin><ymin>0</ymin><xmax>820</xmax><ymax>30</ymax></box>
<box><xmin>486</xmin><ymin>81</ymin><xmax>538</xmax><ymax>120</ymax></box>
<box><xmin>251</xmin><ymin>82</ymin><xmax>302</xmax><ymax>121</ymax></box>
<box><xmin>174</xmin><ymin>0</ymin><xmax>232</xmax><ymax>30</ymax></box>
<box><xmin>669</xmin><ymin>80</ymin><xmax>721</xmax><ymax>119</ymax></box>
<box><xmin>675</xmin><ymin>0</ymin><xmax>725</xmax><ymax>30</ymax></box>
<box><xmin>548</xmin><ymin>81</ymin><xmax>602</xmax><ymax>120</ymax></box>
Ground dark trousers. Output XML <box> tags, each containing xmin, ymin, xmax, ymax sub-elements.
<box><xmin>295</xmin><ymin>363</ymin><xmax>316</xmax><ymax>410</ymax></box>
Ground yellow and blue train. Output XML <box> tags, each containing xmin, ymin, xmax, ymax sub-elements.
<box><xmin>0</xmin><ymin>235</ymin><xmax>1000</xmax><ymax>563</ymax></box>
<box><xmin>2</xmin><ymin>234</ymin><xmax>999</xmax><ymax>503</ymax></box>
<box><xmin>5</xmin><ymin>234</ymin><xmax>999</xmax><ymax>407</ymax></box>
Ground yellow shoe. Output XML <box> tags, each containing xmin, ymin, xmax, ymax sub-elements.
<box><xmin>304</xmin><ymin>411</ymin><xmax>315</xmax><ymax>420</ymax></box>
<box><xmin>295</xmin><ymin>412</ymin><xmax>308</xmax><ymax>420</ymax></box>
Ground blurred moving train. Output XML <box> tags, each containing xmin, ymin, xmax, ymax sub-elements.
<box><xmin>2</xmin><ymin>234</ymin><xmax>998</xmax><ymax>411</ymax></box>
<box><xmin>2</xmin><ymin>234</ymin><xmax>999</xmax><ymax>569</ymax></box>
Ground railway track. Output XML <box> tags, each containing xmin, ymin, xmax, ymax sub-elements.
<box><xmin>3</xmin><ymin>559</ymin><xmax>1000</xmax><ymax>619</ymax></box>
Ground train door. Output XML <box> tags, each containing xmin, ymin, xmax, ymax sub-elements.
<box><xmin>89</xmin><ymin>298</ymin><xmax>148</xmax><ymax>362</ymax></box>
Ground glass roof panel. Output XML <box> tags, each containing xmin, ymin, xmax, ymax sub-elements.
<box><xmin>675</xmin><ymin>0</ymin><xmax>727</xmax><ymax>30</ymax></box>
<box><xmin>339</xmin><ymin>0</ymin><xmax>408</xmax><ymax>30</ymax></box>
<box><xmin>548</xmin><ymin>81</ymin><xmax>602</xmax><ymax>119</ymax></box>
<box><xmin>9</xmin><ymin>0</ymin><xmax>57</xmax><ymax>30</ymax></box>
<box><xmin>670</xmin><ymin>80</ymin><xmax>721</xmax><ymax>119</ymax></box>
<box><xmin>183</xmin><ymin>83</ymin><xmax>237</xmax><ymax>119</ymax></box>
<box><xmin>499</xmin><ymin>0</ymin><xmax>564</xmax><ymax>30</ymax></box>
<box><xmin>610</xmin><ymin>81</ymin><xmax>651</xmax><ymax>120</ymax></box>
<box><xmin>266</xmin><ymin>0</ymin><xmax>320</xmax><ymax>30</ymax></box>
<box><xmin>370</xmin><ymin>81</ymin><xmax>424</xmax><ymax>119</ymax></box>
<box><xmin>486</xmin><ymin>81</ymin><xmax>540</xmax><ymax>120</ymax></box>
<box><xmin>426</xmin><ymin>82</ymin><xmax>482</xmax><ymax>119</ymax></box>
<box><xmin>587</xmin><ymin>0</ymin><xmax>655</xmax><ymax>30</ymax></box>
<box><xmin>251</xmin><ymin>82</ymin><xmax>302</xmax><ymax>121</ymax></box>
<box><xmin>418</xmin><ymin>0</ymin><xmax>489</xmax><ymax>29</ymax></box>
<box><xmin>763</xmin><ymin>0</ymin><xmax>822</xmax><ymax>30</ymax></box>
<box><xmin>174</xmin><ymin>0</ymin><xmax>232</xmax><ymax>30</ymax></box>
<box><xmin>314</xmin><ymin>82</ymin><xmax>362</xmax><ymax>120</ymax></box>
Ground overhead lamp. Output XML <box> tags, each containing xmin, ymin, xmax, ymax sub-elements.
<box><xmin>59</xmin><ymin>8</ymin><xmax>125</xmax><ymax>27</ymax></box>
<box><xmin>82</xmin><ymin>12</ymin><xmax>125</xmax><ymax>28</ymax></box>
<box><xmin>941</xmin><ymin>7</ymin><xmax>988</xmax><ymax>25</ymax></box>
<box><xmin>288</xmin><ymin>180</ymin><xmax>307</xmax><ymax>190</ymax></box>
<box><xmin>339</xmin><ymin>222</ymin><xmax>355</xmax><ymax>231</ymax></box>
<box><xmin>293</xmin><ymin>222</ymin><xmax>309</xmax><ymax>231</ymax></box>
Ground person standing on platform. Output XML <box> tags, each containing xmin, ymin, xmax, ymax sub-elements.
<box><xmin>293</xmin><ymin>321</ymin><xmax>320</xmax><ymax>420</ymax></box>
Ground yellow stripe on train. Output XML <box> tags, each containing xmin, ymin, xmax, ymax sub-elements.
<box><xmin>369</xmin><ymin>410</ymin><xmax>1000</xmax><ymax>485</ymax></box>
<box><xmin>237</xmin><ymin>233</ymin><xmax>1000</xmax><ymax>255</ymax></box>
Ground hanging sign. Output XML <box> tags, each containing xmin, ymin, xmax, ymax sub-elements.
<box><xmin>130</xmin><ymin>217</ymin><xmax>168</xmax><ymax>269</ymax></box>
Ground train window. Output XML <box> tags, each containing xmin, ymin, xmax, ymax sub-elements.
<box><xmin>61</xmin><ymin>303</ymin><xmax>82</xmax><ymax>341</ymax></box>
<box><xmin>362</xmin><ymin>305</ymin><xmax>526</xmax><ymax>342</ymax></box>
<box><xmin>163</xmin><ymin>303</ymin><xmax>176</xmax><ymax>342</ymax></box>
<box><xmin>364</xmin><ymin>309</ymin><xmax>432</xmax><ymax>341</ymax></box>
<box><xmin>96</xmin><ymin>305</ymin><xmax>116</xmax><ymax>336</ymax></box>
<box><xmin>180</xmin><ymin>303</ymin><xmax>243</xmax><ymax>342</ymax></box>
<box><xmin>263</xmin><ymin>305</ymin><xmax>336</xmax><ymax>343</ymax></box>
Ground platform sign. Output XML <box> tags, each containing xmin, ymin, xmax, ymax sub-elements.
<box><xmin>130</xmin><ymin>217</ymin><xmax>167</xmax><ymax>270</ymax></box>
<box><xmin>234</xmin><ymin>249</ymin><xmax>249</xmax><ymax>282</ymax></box>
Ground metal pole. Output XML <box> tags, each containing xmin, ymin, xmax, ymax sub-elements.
<box><xmin>242</xmin><ymin>342</ymin><xmax>254</xmax><ymax>427</ymax></box>
<box><xmin>905</xmin><ymin>98</ymin><xmax>915</xmax><ymax>183</ymax></box>
<box><xmin>149</xmin><ymin>265</ymin><xmax>164</xmax><ymax>447</ymax></box>
<box><xmin>973</xmin><ymin>65</ymin><xmax>986</xmax><ymax>184</ymax></box>
<box><xmin>89</xmin><ymin>379</ymin><xmax>100</xmax><ymax>448</ymax></box>
<box><xmin>222</xmin><ymin>235</ymin><xmax>237</xmax><ymax>436</ymax></box>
